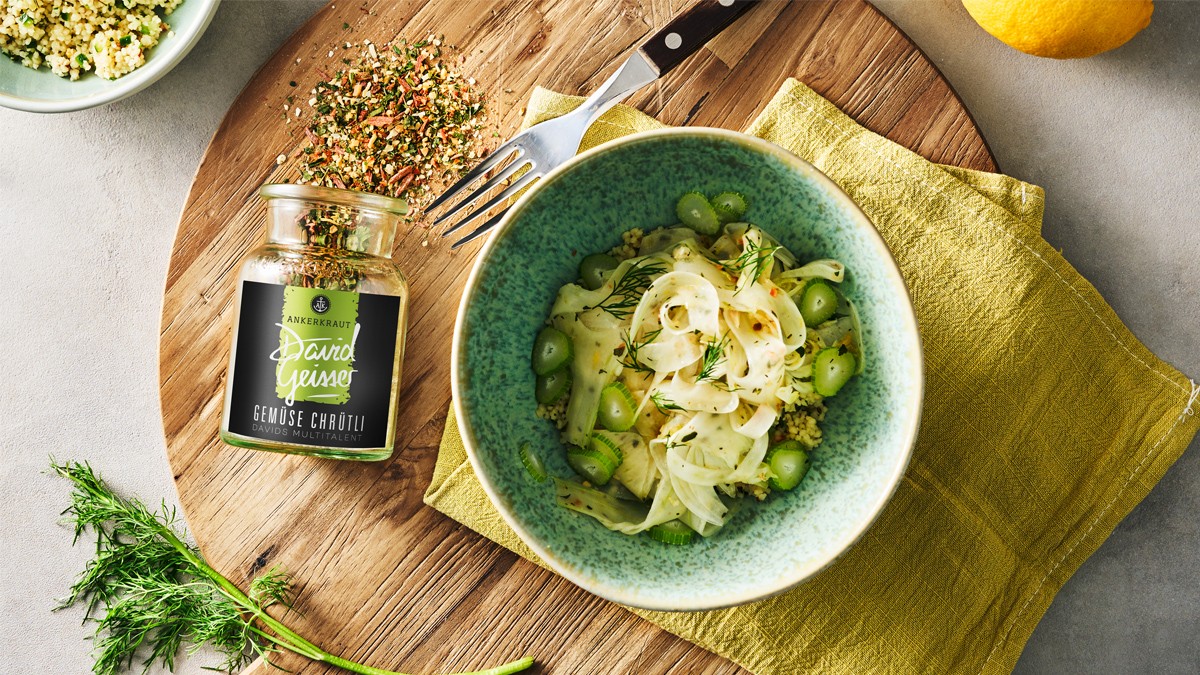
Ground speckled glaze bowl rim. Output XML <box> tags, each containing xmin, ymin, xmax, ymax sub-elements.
<box><xmin>0</xmin><ymin>0</ymin><xmax>221</xmax><ymax>113</ymax></box>
<box><xmin>452</xmin><ymin>126</ymin><xmax>923</xmax><ymax>611</ymax></box>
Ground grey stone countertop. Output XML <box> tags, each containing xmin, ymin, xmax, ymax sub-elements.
<box><xmin>1</xmin><ymin>1</ymin><xmax>1196</xmax><ymax>673</ymax></box>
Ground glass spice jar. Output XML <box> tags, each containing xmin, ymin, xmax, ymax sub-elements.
<box><xmin>220</xmin><ymin>184</ymin><xmax>409</xmax><ymax>461</ymax></box>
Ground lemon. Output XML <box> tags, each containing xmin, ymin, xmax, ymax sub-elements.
<box><xmin>962</xmin><ymin>0</ymin><xmax>1153</xmax><ymax>59</ymax></box>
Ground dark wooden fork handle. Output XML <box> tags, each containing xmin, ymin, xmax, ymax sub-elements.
<box><xmin>637</xmin><ymin>0</ymin><xmax>758</xmax><ymax>76</ymax></box>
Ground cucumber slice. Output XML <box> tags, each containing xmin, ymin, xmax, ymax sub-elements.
<box><xmin>597</xmin><ymin>382</ymin><xmax>637</xmax><ymax>431</ymax></box>
<box><xmin>675</xmin><ymin>191</ymin><xmax>720</xmax><ymax>235</ymax></box>
<box><xmin>648</xmin><ymin>519</ymin><xmax>695</xmax><ymax>545</ymax></box>
<box><xmin>765</xmin><ymin>441</ymin><xmax>810</xmax><ymax>491</ymax></box>
<box><xmin>710</xmin><ymin>191</ymin><xmax>747</xmax><ymax>223</ymax></box>
<box><xmin>566</xmin><ymin>445</ymin><xmax>618</xmax><ymax>485</ymax></box>
<box><xmin>532</xmin><ymin>326</ymin><xmax>573</xmax><ymax>376</ymax></box>
<box><xmin>799</xmin><ymin>281</ymin><xmax>838</xmax><ymax>327</ymax></box>
<box><xmin>518</xmin><ymin>442</ymin><xmax>547</xmax><ymax>483</ymax></box>
<box><xmin>535</xmin><ymin>367</ymin><xmax>572</xmax><ymax>405</ymax></box>
<box><xmin>813</xmin><ymin>347</ymin><xmax>856</xmax><ymax>397</ymax></box>
<box><xmin>589</xmin><ymin>430</ymin><xmax>625</xmax><ymax>468</ymax></box>
<box><xmin>579</xmin><ymin>253</ymin><xmax>620</xmax><ymax>291</ymax></box>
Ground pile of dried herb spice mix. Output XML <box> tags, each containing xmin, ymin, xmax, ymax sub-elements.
<box><xmin>294</xmin><ymin>36</ymin><xmax>489</xmax><ymax>209</ymax></box>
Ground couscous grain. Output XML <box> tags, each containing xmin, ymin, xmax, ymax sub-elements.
<box><xmin>0</xmin><ymin>0</ymin><xmax>182</xmax><ymax>80</ymax></box>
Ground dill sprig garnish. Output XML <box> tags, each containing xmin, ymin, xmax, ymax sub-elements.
<box><xmin>617</xmin><ymin>328</ymin><xmax>661</xmax><ymax>373</ymax></box>
<box><xmin>589</xmin><ymin>258</ymin><xmax>667</xmax><ymax>320</ymax></box>
<box><xmin>649</xmin><ymin>392</ymin><xmax>684</xmax><ymax>414</ymax></box>
<box><xmin>722</xmin><ymin>238</ymin><xmax>781</xmax><ymax>287</ymax></box>
<box><xmin>696</xmin><ymin>333</ymin><xmax>731</xmax><ymax>383</ymax></box>
<box><xmin>50</xmin><ymin>459</ymin><xmax>534</xmax><ymax>675</ymax></box>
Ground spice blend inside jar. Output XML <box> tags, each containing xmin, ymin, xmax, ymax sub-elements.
<box><xmin>220</xmin><ymin>184</ymin><xmax>409</xmax><ymax>460</ymax></box>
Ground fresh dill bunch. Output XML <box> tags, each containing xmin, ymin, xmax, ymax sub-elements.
<box><xmin>696</xmin><ymin>333</ymin><xmax>731</xmax><ymax>383</ymax></box>
<box><xmin>51</xmin><ymin>459</ymin><xmax>534</xmax><ymax>675</ymax></box>
<box><xmin>590</xmin><ymin>258</ymin><xmax>667</xmax><ymax>320</ymax></box>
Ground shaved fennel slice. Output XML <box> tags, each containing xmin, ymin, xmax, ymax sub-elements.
<box><xmin>550</xmin><ymin>281</ymin><xmax>609</xmax><ymax>318</ymax></box>
<box><xmin>754</xmin><ymin>224</ymin><xmax>798</xmax><ymax>269</ymax></box>
<box><xmin>638</xmin><ymin>333</ymin><xmax>703</xmax><ymax>374</ymax></box>
<box><xmin>555</xmin><ymin>478</ymin><xmax>648</xmax><ymax>528</ymax></box>
<box><xmin>731</xmin><ymin>227</ymin><xmax>778</xmax><ymax>296</ymax></box>
<box><xmin>658</xmin><ymin>283</ymin><xmax>720</xmax><ymax>338</ymax></box>
<box><xmin>669</xmin><ymin>469</ymin><xmax>728</xmax><ymax>528</ymax></box>
<box><xmin>723</xmin><ymin>307</ymin><xmax>787</xmax><ymax>404</ymax></box>
<box><xmin>813</xmin><ymin>316</ymin><xmax>856</xmax><ymax>353</ymax></box>
<box><xmin>630</xmin><ymin>370</ymin><xmax>669</xmax><ymax>421</ymax></box>
<box><xmin>626</xmin><ymin>270</ymin><xmax>722</xmax><ymax>374</ymax></box>
<box><xmin>708</xmin><ymin>228</ymin><xmax>742</xmax><ymax>260</ymax></box>
<box><xmin>631</xmin><ymin>271</ymin><xmax>721</xmax><ymax>337</ymax></box>
<box><xmin>664</xmin><ymin>414</ymin><xmax>755</xmax><ymax>477</ymax></box>
<box><xmin>769</xmin><ymin>282</ymin><xmax>807</xmax><ymax>350</ymax></box>
<box><xmin>730</xmin><ymin>433</ymin><xmax>771</xmax><ymax>484</ymax></box>
<box><xmin>553</xmin><ymin>313</ymin><xmax>623</xmax><ymax>446</ymax></box>
<box><xmin>720</xmin><ymin>222</ymin><xmax>798</xmax><ymax>269</ymax></box>
<box><xmin>719</xmin><ymin>280</ymin><xmax>805</xmax><ymax>352</ymax></box>
<box><xmin>555</xmin><ymin>472</ymin><xmax>685</xmax><ymax>535</ymax></box>
<box><xmin>776</xmin><ymin>258</ymin><xmax>845</xmax><ymax>283</ymax></box>
<box><xmin>670</xmin><ymin>244</ymin><xmax>736</xmax><ymax>292</ymax></box>
<box><xmin>666</xmin><ymin>442</ymin><xmax>730</xmax><ymax>486</ymax></box>
<box><xmin>638</xmin><ymin>227</ymin><xmax>699</xmax><ymax>256</ymax></box>
<box><xmin>656</xmin><ymin>374</ymin><xmax>739</xmax><ymax>414</ymax></box>
<box><xmin>846</xmin><ymin>295</ymin><xmax>866</xmax><ymax>374</ymax></box>
<box><xmin>680</xmin><ymin>511</ymin><xmax>724</xmax><ymax>538</ymax></box>
<box><xmin>609</xmin><ymin>431</ymin><xmax>657</xmax><ymax>499</ymax></box>
<box><xmin>717</xmin><ymin>278</ymin><xmax>773</xmax><ymax>313</ymax></box>
<box><xmin>731</xmin><ymin>403</ymin><xmax>778</xmax><ymax>439</ymax></box>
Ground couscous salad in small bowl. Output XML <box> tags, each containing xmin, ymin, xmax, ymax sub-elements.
<box><xmin>0</xmin><ymin>0</ymin><xmax>220</xmax><ymax>112</ymax></box>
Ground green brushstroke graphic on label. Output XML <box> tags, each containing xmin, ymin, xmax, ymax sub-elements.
<box><xmin>272</xmin><ymin>286</ymin><xmax>360</xmax><ymax>405</ymax></box>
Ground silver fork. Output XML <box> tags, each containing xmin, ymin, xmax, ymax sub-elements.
<box><xmin>430</xmin><ymin>0</ymin><xmax>757</xmax><ymax>248</ymax></box>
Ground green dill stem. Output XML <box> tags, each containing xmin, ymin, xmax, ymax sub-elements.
<box><xmin>158</xmin><ymin>518</ymin><xmax>533</xmax><ymax>675</ymax></box>
<box><xmin>53</xmin><ymin>460</ymin><xmax>534</xmax><ymax>675</ymax></box>
<box><xmin>619</xmin><ymin>327</ymin><xmax>661</xmax><ymax>373</ymax></box>
<box><xmin>696</xmin><ymin>333</ymin><xmax>730</xmax><ymax>383</ymax></box>
<box><xmin>592</xmin><ymin>258</ymin><xmax>666</xmax><ymax>320</ymax></box>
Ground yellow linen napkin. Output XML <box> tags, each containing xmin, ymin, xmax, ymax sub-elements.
<box><xmin>425</xmin><ymin>79</ymin><xmax>1200</xmax><ymax>674</ymax></box>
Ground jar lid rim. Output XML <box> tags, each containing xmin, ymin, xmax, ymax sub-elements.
<box><xmin>259</xmin><ymin>183</ymin><xmax>408</xmax><ymax>215</ymax></box>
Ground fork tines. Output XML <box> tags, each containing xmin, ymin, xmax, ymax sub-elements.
<box><xmin>428</xmin><ymin>137</ymin><xmax>540</xmax><ymax>248</ymax></box>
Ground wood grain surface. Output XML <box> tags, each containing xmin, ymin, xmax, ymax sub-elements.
<box><xmin>160</xmin><ymin>1</ymin><xmax>996</xmax><ymax>673</ymax></box>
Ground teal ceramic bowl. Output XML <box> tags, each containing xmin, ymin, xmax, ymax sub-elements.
<box><xmin>452</xmin><ymin>128</ymin><xmax>922</xmax><ymax>611</ymax></box>
<box><xmin>0</xmin><ymin>0</ymin><xmax>220</xmax><ymax>113</ymax></box>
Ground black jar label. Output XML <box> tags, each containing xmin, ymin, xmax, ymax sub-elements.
<box><xmin>226</xmin><ymin>281</ymin><xmax>400</xmax><ymax>449</ymax></box>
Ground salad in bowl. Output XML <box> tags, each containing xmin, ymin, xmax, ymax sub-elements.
<box><xmin>530</xmin><ymin>191</ymin><xmax>863</xmax><ymax>545</ymax></box>
<box><xmin>452</xmin><ymin>128</ymin><xmax>921</xmax><ymax>611</ymax></box>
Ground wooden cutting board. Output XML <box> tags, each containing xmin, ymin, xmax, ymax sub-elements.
<box><xmin>161</xmin><ymin>1</ymin><xmax>996</xmax><ymax>673</ymax></box>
